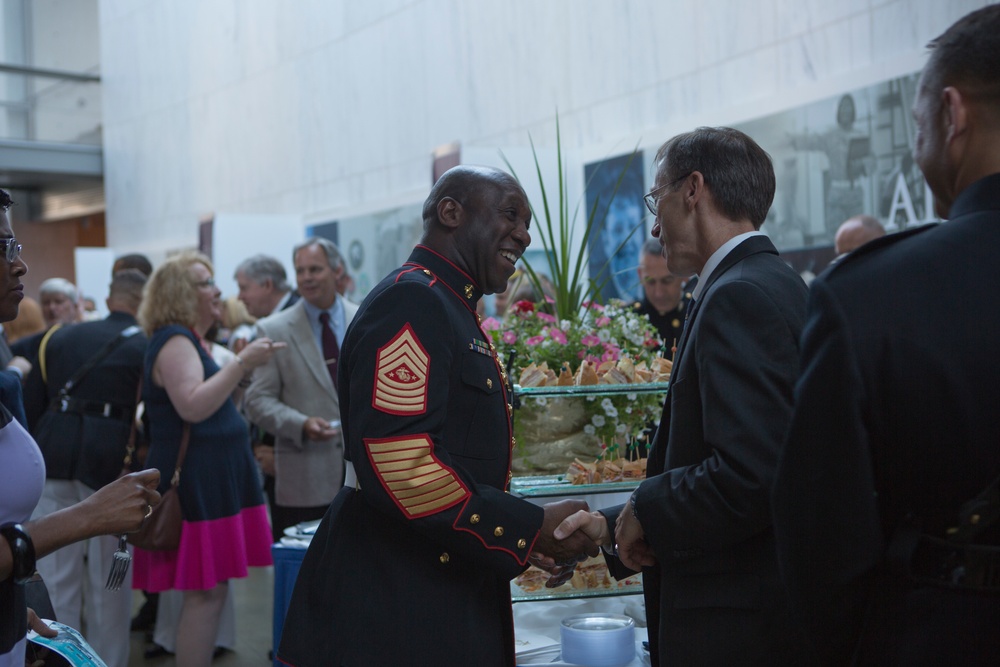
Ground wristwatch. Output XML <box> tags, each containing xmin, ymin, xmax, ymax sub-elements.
<box><xmin>629</xmin><ymin>491</ymin><xmax>639</xmax><ymax>520</ymax></box>
<box><xmin>1</xmin><ymin>522</ymin><xmax>36</xmax><ymax>585</ymax></box>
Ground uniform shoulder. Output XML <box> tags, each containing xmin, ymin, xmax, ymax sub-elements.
<box><xmin>829</xmin><ymin>223</ymin><xmax>938</xmax><ymax>273</ymax></box>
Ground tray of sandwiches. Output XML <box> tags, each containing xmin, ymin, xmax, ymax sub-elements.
<box><xmin>511</xmin><ymin>556</ymin><xmax>643</xmax><ymax>602</ymax></box>
<box><xmin>514</xmin><ymin>356</ymin><xmax>671</xmax><ymax>398</ymax></box>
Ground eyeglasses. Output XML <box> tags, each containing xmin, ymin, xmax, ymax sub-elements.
<box><xmin>195</xmin><ymin>277</ymin><xmax>216</xmax><ymax>288</ymax></box>
<box><xmin>0</xmin><ymin>238</ymin><xmax>22</xmax><ymax>263</ymax></box>
<box><xmin>643</xmin><ymin>173</ymin><xmax>691</xmax><ymax>215</ymax></box>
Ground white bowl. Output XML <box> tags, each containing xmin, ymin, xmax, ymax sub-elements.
<box><xmin>560</xmin><ymin>613</ymin><xmax>635</xmax><ymax>667</ymax></box>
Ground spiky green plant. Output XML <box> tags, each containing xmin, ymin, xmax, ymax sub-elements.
<box><xmin>501</xmin><ymin>116</ymin><xmax>642</xmax><ymax>321</ymax></box>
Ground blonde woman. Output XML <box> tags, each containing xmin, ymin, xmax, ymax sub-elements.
<box><xmin>133</xmin><ymin>251</ymin><xmax>284</xmax><ymax>667</ymax></box>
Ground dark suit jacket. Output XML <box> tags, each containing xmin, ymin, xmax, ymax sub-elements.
<box><xmin>772</xmin><ymin>173</ymin><xmax>1000</xmax><ymax>665</ymax></box>
<box><xmin>604</xmin><ymin>235</ymin><xmax>811</xmax><ymax>665</ymax></box>
<box><xmin>24</xmin><ymin>312</ymin><xmax>147</xmax><ymax>490</ymax></box>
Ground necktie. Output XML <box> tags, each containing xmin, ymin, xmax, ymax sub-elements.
<box><xmin>318</xmin><ymin>311</ymin><xmax>340</xmax><ymax>391</ymax></box>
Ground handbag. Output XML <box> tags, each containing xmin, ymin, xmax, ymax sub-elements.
<box><xmin>131</xmin><ymin>423</ymin><xmax>190</xmax><ymax>551</ymax></box>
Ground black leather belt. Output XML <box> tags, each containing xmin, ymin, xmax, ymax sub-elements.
<box><xmin>56</xmin><ymin>396</ymin><xmax>132</xmax><ymax>422</ymax></box>
<box><xmin>910</xmin><ymin>534</ymin><xmax>1000</xmax><ymax>591</ymax></box>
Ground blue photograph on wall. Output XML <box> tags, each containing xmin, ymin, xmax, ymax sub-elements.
<box><xmin>585</xmin><ymin>152</ymin><xmax>646</xmax><ymax>303</ymax></box>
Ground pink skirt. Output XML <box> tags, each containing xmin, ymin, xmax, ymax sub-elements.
<box><xmin>132</xmin><ymin>504</ymin><xmax>272</xmax><ymax>592</ymax></box>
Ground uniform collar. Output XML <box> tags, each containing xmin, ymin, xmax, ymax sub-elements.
<box><xmin>405</xmin><ymin>245</ymin><xmax>483</xmax><ymax>308</ymax></box>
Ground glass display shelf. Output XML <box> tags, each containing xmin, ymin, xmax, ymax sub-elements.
<box><xmin>509</xmin><ymin>474</ymin><xmax>640</xmax><ymax>498</ymax></box>
<box><xmin>511</xmin><ymin>576</ymin><xmax>643</xmax><ymax>603</ymax></box>
<box><xmin>513</xmin><ymin>381</ymin><xmax>668</xmax><ymax>398</ymax></box>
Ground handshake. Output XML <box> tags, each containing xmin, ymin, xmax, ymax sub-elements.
<box><xmin>529</xmin><ymin>497</ymin><xmax>656</xmax><ymax>588</ymax></box>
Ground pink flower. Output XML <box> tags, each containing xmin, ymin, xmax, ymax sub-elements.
<box><xmin>581</xmin><ymin>334</ymin><xmax>601</xmax><ymax>347</ymax></box>
<box><xmin>537</xmin><ymin>312</ymin><xmax>557</xmax><ymax>324</ymax></box>
<box><xmin>502</xmin><ymin>331</ymin><xmax>517</xmax><ymax>344</ymax></box>
<box><xmin>549</xmin><ymin>328</ymin><xmax>568</xmax><ymax>345</ymax></box>
<box><xmin>577</xmin><ymin>350</ymin><xmax>586</xmax><ymax>359</ymax></box>
<box><xmin>601</xmin><ymin>350</ymin><xmax>618</xmax><ymax>363</ymax></box>
<box><xmin>526</xmin><ymin>335</ymin><xmax>545</xmax><ymax>346</ymax></box>
<box><xmin>481</xmin><ymin>317</ymin><xmax>501</xmax><ymax>331</ymax></box>
<box><xmin>595</xmin><ymin>316</ymin><xmax>611</xmax><ymax>327</ymax></box>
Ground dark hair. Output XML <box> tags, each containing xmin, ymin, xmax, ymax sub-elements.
<box><xmin>923</xmin><ymin>5</ymin><xmax>1000</xmax><ymax>109</ymax></box>
<box><xmin>654</xmin><ymin>127</ymin><xmax>775</xmax><ymax>229</ymax></box>
<box><xmin>235</xmin><ymin>254</ymin><xmax>290</xmax><ymax>292</ymax></box>
<box><xmin>0</xmin><ymin>188</ymin><xmax>12</xmax><ymax>211</ymax></box>
<box><xmin>422</xmin><ymin>165</ymin><xmax>518</xmax><ymax>230</ymax></box>
<box><xmin>113</xmin><ymin>253</ymin><xmax>153</xmax><ymax>277</ymax></box>
<box><xmin>108</xmin><ymin>268</ymin><xmax>147</xmax><ymax>311</ymax></box>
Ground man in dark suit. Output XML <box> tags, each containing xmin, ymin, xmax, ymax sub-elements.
<box><xmin>771</xmin><ymin>7</ymin><xmax>1000</xmax><ymax>664</ymax></box>
<box><xmin>25</xmin><ymin>269</ymin><xmax>147</xmax><ymax>667</ymax></box>
<box><xmin>555</xmin><ymin>127</ymin><xmax>812</xmax><ymax>665</ymax></box>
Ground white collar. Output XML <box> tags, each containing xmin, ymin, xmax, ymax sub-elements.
<box><xmin>691</xmin><ymin>231</ymin><xmax>765</xmax><ymax>301</ymax></box>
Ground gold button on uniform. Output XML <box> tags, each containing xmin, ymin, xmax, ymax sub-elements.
<box><xmin>494</xmin><ymin>526</ymin><xmax>504</xmax><ymax>537</ymax></box>
<box><xmin>487</xmin><ymin>378</ymin><xmax>493</xmax><ymax>389</ymax></box>
<box><xmin>470</xmin><ymin>514</ymin><xmax>480</xmax><ymax>525</ymax></box>
<box><xmin>517</xmin><ymin>539</ymin><xmax>527</xmax><ymax>549</ymax></box>
<box><xmin>439</xmin><ymin>553</ymin><xmax>450</xmax><ymax>564</ymax></box>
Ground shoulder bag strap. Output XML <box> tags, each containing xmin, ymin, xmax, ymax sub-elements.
<box><xmin>122</xmin><ymin>376</ymin><xmax>144</xmax><ymax>470</ymax></box>
<box><xmin>57</xmin><ymin>325</ymin><xmax>142</xmax><ymax>400</ymax></box>
<box><xmin>170</xmin><ymin>422</ymin><xmax>191</xmax><ymax>487</ymax></box>
<box><xmin>38</xmin><ymin>323</ymin><xmax>63</xmax><ymax>385</ymax></box>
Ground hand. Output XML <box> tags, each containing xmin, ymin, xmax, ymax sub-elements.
<box><xmin>554</xmin><ymin>509</ymin><xmax>611</xmax><ymax>546</ymax></box>
<box><xmin>77</xmin><ymin>469</ymin><xmax>162</xmax><ymax>536</ymax></box>
<box><xmin>253</xmin><ymin>444</ymin><xmax>276</xmax><ymax>476</ymax></box>
<box><xmin>236</xmin><ymin>337</ymin><xmax>287</xmax><ymax>371</ymax></box>
<box><xmin>26</xmin><ymin>607</ymin><xmax>57</xmax><ymax>638</ymax></box>
<box><xmin>7</xmin><ymin>355</ymin><xmax>31</xmax><ymax>377</ymax></box>
<box><xmin>614</xmin><ymin>496</ymin><xmax>656</xmax><ymax>571</ymax></box>
<box><xmin>532</xmin><ymin>499</ymin><xmax>600</xmax><ymax>565</ymax></box>
<box><xmin>303</xmin><ymin>417</ymin><xmax>340</xmax><ymax>441</ymax></box>
<box><xmin>231</xmin><ymin>337</ymin><xmax>249</xmax><ymax>354</ymax></box>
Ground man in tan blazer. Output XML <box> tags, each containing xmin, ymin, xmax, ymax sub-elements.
<box><xmin>245</xmin><ymin>238</ymin><xmax>359</xmax><ymax>538</ymax></box>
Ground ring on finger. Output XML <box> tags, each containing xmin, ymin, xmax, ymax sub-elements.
<box><xmin>144</xmin><ymin>504</ymin><xmax>153</xmax><ymax>520</ymax></box>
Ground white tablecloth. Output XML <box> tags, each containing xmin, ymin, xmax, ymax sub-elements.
<box><xmin>513</xmin><ymin>594</ymin><xmax>649</xmax><ymax>666</ymax></box>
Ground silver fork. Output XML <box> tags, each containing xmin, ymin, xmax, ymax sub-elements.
<box><xmin>105</xmin><ymin>534</ymin><xmax>131</xmax><ymax>591</ymax></box>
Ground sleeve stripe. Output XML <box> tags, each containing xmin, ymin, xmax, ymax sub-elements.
<box><xmin>364</xmin><ymin>434</ymin><xmax>470</xmax><ymax>519</ymax></box>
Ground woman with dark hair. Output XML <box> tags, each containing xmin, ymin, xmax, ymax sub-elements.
<box><xmin>1</xmin><ymin>188</ymin><xmax>160</xmax><ymax>667</ymax></box>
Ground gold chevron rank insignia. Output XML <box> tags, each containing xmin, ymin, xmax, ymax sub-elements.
<box><xmin>365</xmin><ymin>435</ymin><xmax>469</xmax><ymax>518</ymax></box>
<box><xmin>373</xmin><ymin>324</ymin><xmax>430</xmax><ymax>415</ymax></box>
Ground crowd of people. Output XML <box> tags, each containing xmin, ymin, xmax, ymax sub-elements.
<box><xmin>2</xmin><ymin>5</ymin><xmax>999</xmax><ymax>666</ymax></box>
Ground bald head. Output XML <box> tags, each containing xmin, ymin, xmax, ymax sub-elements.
<box><xmin>834</xmin><ymin>215</ymin><xmax>886</xmax><ymax>255</ymax></box>
<box><xmin>421</xmin><ymin>165</ymin><xmax>525</xmax><ymax>231</ymax></box>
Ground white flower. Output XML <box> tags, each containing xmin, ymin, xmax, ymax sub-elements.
<box><xmin>534</xmin><ymin>397</ymin><xmax>548</xmax><ymax>406</ymax></box>
<box><xmin>591</xmin><ymin>415</ymin><xmax>606</xmax><ymax>427</ymax></box>
<box><xmin>598</xmin><ymin>329</ymin><xmax>611</xmax><ymax>342</ymax></box>
<box><xmin>584</xmin><ymin>424</ymin><xmax>596</xmax><ymax>435</ymax></box>
<box><xmin>605</xmin><ymin>406</ymin><xmax>618</xmax><ymax>418</ymax></box>
<box><xmin>601</xmin><ymin>398</ymin><xmax>613</xmax><ymax>409</ymax></box>
<box><xmin>542</xmin><ymin>340</ymin><xmax>552</xmax><ymax>348</ymax></box>
<box><xmin>560</xmin><ymin>319</ymin><xmax>572</xmax><ymax>330</ymax></box>
<box><xmin>616</xmin><ymin>424</ymin><xmax>628</xmax><ymax>434</ymax></box>
<box><xmin>586</xmin><ymin>395</ymin><xmax>596</xmax><ymax>402</ymax></box>
<box><xmin>625</xmin><ymin>407</ymin><xmax>633</xmax><ymax>414</ymax></box>
<box><xmin>626</xmin><ymin>393</ymin><xmax>637</xmax><ymax>401</ymax></box>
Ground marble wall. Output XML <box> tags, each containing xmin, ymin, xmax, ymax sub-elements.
<box><xmin>96</xmin><ymin>0</ymin><xmax>995</xmax><ymax>262</ymax></box>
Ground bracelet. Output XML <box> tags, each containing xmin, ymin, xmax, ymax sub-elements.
<box><xmin>1</xmin><ymin>522</ymin><xmax>36</xmax><ymax>585</ymax></box>
<box><xmin>629</xmin><ymin>492</ymin><xmax>639</xmax><ymax>521</ymax></box>
<box><xmin>235</xmin><ymin>355</ymin><xmax>246</xmax><ymax>368</ymax></box>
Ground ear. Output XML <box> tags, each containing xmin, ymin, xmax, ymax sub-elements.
<box><xmin>685</xmin><ymin>171</ymin><xmax>706</xmax><ymax>211</ymax></box>
<box><xmin>942</xmin><ymin>86</ymin><xmax>968</xmax><ymax>144</ymax></box>
<box><xmin>436</xmin><ymin>197</ymin><xmax>463</xmax><ymax>230</ymax></box>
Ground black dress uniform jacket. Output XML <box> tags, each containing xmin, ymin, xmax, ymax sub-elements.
<box><xmin>602</xmin><ymin>235</ymin><xmax>813</xmax><ymax>665</ymax></box>
<box><xmin>24</xmin><ymin>311</ymin><xmax>146</xmax><ymax>490</ymax></box>
<box><xmin>278</xmin><ymin>246</ymin><xmax>544</xmax><ymax>667</ymax></box>
<box><xmin>773</xmin><ymin>173</ymin><xmax>1000</xmax><ymax>665</ymax></box>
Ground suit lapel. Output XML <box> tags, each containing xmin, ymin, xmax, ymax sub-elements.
<box><xmin>651</xmin><ymin>235</ymin><xmax>780</xmax><ymax>470</ymax></box>
<box><xmin>288</xmin><ymin>304</ymin><xmax>337</xmax><ymax>398</ymax></box>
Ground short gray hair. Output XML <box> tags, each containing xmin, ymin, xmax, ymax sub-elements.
<box><xmin>293</xmin><ymin>237</ymin><xmax>345</xmax><ymax>272</ymax></box>
<box><xmin>39</xmin><ymin>277</ymin><xmax>78</xmax><ymax>302</ymax></box>
<box><xmin>235</xmin><ymin>254</ymin><xmax>290</xmax><ymax>292</ymax></box>
<box><xmin>639</xmin><ymin>238</ymin><xmax>662</xmax><ymax>262</ymax></box>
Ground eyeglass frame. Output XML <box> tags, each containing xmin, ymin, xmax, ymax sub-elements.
<box><xmin>0</xmin><ymin>238</ymin><xmax>22</xmax><ymax>263</ymax></box>
<box><xmin>194</xmin><ymin>277</ymin><xmax>216</xmax><ymax>288</ymax></box>
<box><xmin>643</xmin><ymin>173</ymin><xmax>692</xmax><ymax>215</ymax></box>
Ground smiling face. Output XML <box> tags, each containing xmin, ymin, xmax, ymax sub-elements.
<box><xmin>189</xmin><ymin>261</ymin><xmax>222</xmax><ymax>334</ymax></box>
<box><xmin>0</xmin><ymin>211</ymin><xmax>27</xmax><ymax>324</ymax></box>
<box><xmin>294</xmin><ymin>243</ymin><xmax>341</xmax><ymax>310</ymax></box>
<box><xmin>456</xmin><ymin>176</ymin><xmax>532</xmax><ymax>295</ymax></box>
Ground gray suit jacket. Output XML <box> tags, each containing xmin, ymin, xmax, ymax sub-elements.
<box><xmin>244</xmin><ymin>298</ymin><xmax>359</xmax><ymax>507</ymax></box>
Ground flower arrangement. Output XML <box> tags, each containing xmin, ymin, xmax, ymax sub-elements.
<box><xmin>483</xmin><ymin>299</ymin><xmax>668</xmax><ymax>471</ymax></box>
